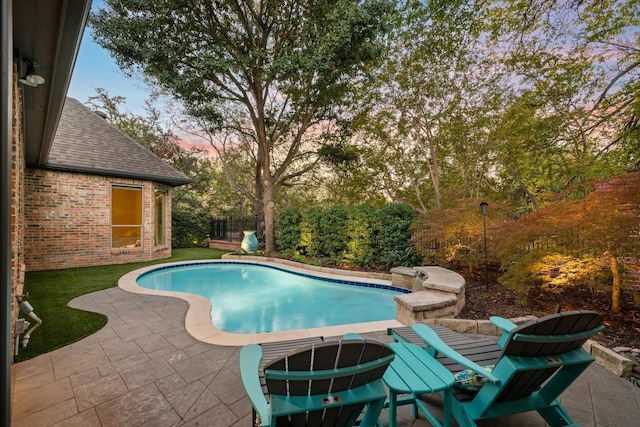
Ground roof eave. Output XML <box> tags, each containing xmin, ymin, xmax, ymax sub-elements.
<box><xmin>42</xmin><ymin>164</ymin><xmax>193</xmax><ymax>188</ymax></box>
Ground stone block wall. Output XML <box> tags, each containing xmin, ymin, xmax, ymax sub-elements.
<box><xmin>391</xmin><ymin>266</ymin><xmax>467</xmax><ymax>325</ymax></box>
<box><xmin>24</xmin><ymin>169</ymin><xmax>172</xmax><ymax>271</ymax></box>
<box><xmin>390</xmin><ymin>267</ymin><xmax>419</xmax><ymax>290</ymax></box>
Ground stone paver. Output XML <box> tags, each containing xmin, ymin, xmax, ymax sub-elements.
<box><xmin>10</xmin><ymin>287</ymin><xmax>640</xmax><ymax>426</ymax></box>
<box><xmin>12</xmin><ymin>378</ymin><xmax>74</xmax><ymax>419</ymax></box>
<box><xmin>94</xmin><ymin>383</ymin><xmax>173</xmax><ymax>427</ymax></box>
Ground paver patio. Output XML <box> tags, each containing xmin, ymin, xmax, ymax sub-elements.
<box><xmin>11</xmin><ymin>287</ymin><xmax>640</xmax><ymax>426</ymax></box>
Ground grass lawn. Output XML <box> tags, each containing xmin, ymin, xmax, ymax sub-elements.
<box><xmin>16</xmin><ymin>247</ymin><xmax>227</xmax><ymax>362</ymax></box>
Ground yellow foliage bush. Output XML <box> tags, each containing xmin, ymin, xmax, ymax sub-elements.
<box><xmin>530</xmin><ymin>253</ymin><xmax>608</xmax><ymax>293</ymax></box>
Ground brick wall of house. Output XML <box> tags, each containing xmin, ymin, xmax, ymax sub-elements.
<box><xmin>24</xmin><ymin>169</ymin><xmax>172</xmax><ymax>271</ymax></box>
<box><xmin>10</xmin><ymin>61</ymin><xmax>25</xmax><ymax>360</ymax></box>
<box><xmin>593</xmin><ymin>170</ymin><xmax>640</xmax><ymax>192</ymax></box>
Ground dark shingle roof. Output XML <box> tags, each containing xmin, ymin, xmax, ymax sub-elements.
<box><xmin>46</xmin><ymin>97</ymin><xmax>191</xmax><ymax>187</ymax></box>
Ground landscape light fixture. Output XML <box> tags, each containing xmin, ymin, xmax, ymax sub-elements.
<box><xmin>19</xmin><ymin>60</ymin><xmax>45</xmax><ymax>87</ymax></box>
<box><xmin>480</xmin><ymin>201</ymin><xmax>488</xmax><ymax>216</ymax></box>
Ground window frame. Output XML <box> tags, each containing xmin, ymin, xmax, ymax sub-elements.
<box><xmin>154</xmin><ymin>189</ymin><xmax>167</xmax><ymax>246</ymax></box>
<box><xmin>111</xmin><ymin>185</ymin><xmax>143</xmax><ymax>249</ymax></box>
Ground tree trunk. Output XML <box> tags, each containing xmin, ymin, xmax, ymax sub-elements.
<box><xmin>505</xmin><ymin>162</ymin><xmax>540</xmax><ymax>211</ymax></box>
<box><xmin>262</xmin><ymin>175</ymin><xmax>276</xmax><ymax>253</ymax></box>
<box><xmin>417</xmin><ymin>126</ymin><xmax>442</xmax><ymax>209</ymax></box>
<box><xmin>428</xmin><ymin>137</ymin><xmax>441</xmax><ymax>209</ymax></box>
<box><xmin>609</xmin><ymin>253</ymin><xmax>621</xmax><ymax>313</ymax></box>
<box><xmin>253</xmin><ymin>163</ymin><xmax>264</xmax><ymax>232</ymax></box>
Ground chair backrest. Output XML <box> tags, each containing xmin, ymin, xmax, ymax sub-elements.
<box><xmin>493</xmin><ymin>310</ymin><xmax>603</xmax><ymax>403</ymax></box>
<box><xmin>263</xmin><ymin>339</ymin><xmax>394</xmax><ymax>426</ymax></box>
<box><xmin>501</xmin><ymin>310</ymin><xmax>603</xmax><ymax>357</ymax></box>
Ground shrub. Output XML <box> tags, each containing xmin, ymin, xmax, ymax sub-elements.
<box><xmin>379</xmin><ymin>203</ymin><xmax>422</xmax><ymax>268</ymax></box>
<box><xmin>299</xmin><ymin>206</ymin><xmax>324</xmax><ymax>257</ymax></box>
<box><xmin>498</xmin><ymin>249</ymin><xmax>610</xmax><ymax>303</ymax></box>
<box><xmin>343</xmin><ymin>204</ymin><xmax>379</xmax><ymax>268</ymax></box>
<box><xmin>172</xmin><ymin>208</ymin><xmax>210</xmax><ymax>248</ymax></box>
<box><xmin>275</xmin><ymin>207</ymin><xmax>303</xmax><ymax>254</ymax></box>
<box><xmin>319</xmin><ymin>205</ymin><xmax>350</xmax><ymax>264</ymax></box>
<box><xmin>276</xmin><ymin>203</ymin><xmax>420</xmax><ymax>270</ymax></box>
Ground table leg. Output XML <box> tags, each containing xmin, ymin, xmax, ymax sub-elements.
<box><xmin>388</xmin><ymin>390</ymin><xmax>397</xmax><ymax>427</ymax></box>
<box><xmin>442</xmin><ymin>388</ymin><xmax>453</xmax><ymax>427</ymax></box>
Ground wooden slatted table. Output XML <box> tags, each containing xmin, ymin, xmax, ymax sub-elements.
<box><xmin>383</xmin><ymin>342</ymin><xmax>454</xmax><ymax>427</ymax></box>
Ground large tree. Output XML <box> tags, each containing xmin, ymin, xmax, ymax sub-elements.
<box><xmin>91</xmin><ymin>0</ymin><xmax>395</xmax><ymax>251</ymax></box>
<box><xmin>351</xmin><ymin>0</ymin><xmax>507</xmax><ymax>212</ymax></box>
<box><xmin>490</xmin><ymin>0</ymin><xmax>640</xmax><ymax>205</ymax></box>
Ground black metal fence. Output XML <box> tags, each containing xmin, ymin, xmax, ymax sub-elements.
<box><xmin>210</xmin><ymin>216</ymin><xmax>261</xmax><ymax>242</ymax></box>
<box><xmin>412</xmin><ymin>230</ymin><xmax>584</xmax><ymax>256</ymax></box>
<box><xmin>412</xmin><ymin>232</ymin><xmax>640</xmax><ymax>292</ymax></box>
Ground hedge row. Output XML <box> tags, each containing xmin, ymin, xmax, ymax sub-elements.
<box><xmin>276</xmin><ymin>203</ymin><xmax>422</xmax><ymax>270</ymax></box>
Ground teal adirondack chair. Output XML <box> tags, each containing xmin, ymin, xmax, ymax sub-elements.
<box><xmin>240</xmin><ymin>338</ymin><xmax>395</xmax><ymax>427</ymax></box>
<box><xmin>407</xmin><ymin>310</ymin><xmax>604</xmax><ymax>427</ymax></box>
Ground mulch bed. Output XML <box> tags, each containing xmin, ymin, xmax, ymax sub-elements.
<box><xmin>459</xmin><ymin>269</ymin><xmax>640</xmax><ymax>349</ymax></box>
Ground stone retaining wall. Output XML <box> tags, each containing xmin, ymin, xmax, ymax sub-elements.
<box><xmin>391</xmin><ymin>266</ymin><xmax>466</xmax><ymax>322</ymax></box>
<box><xmin>208</xmin><ymin>240</ymin><xmax>241</xmax><ymax>251</ymax></box>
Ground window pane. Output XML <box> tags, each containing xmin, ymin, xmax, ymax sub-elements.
<box><xmin>155</xmin><ymin>191</ymin><xmax>165</xmax><ymax>246</ymax></box>
<box><xmin>112</xmin><ymin>186</ymin><xmax>142</xmax><ymax>248</ymax></box>
<box><xmin>112</xmin><ymin>227</ymin><xmax>141</xmax><ymax>248</ymax></box>
<box><xmin>112</xmin><ymin>187</ymin><xmax>142</xmax><ymax>225</ymax></box>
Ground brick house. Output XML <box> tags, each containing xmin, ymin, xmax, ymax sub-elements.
<box><xmin>24</xmin><ymin>97</ymin><xmax>190</xmax><ymax>271</ymax></box>
<box><xmin>1</xmin><ymin>2</ymin><xmax>187</xmax><ymax>422</ymax></box>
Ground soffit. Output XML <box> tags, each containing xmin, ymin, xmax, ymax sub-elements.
<box><xmin>13</xmin><ymin>0</ymin><xmax>91</xmax><ymax>167</ymax></box>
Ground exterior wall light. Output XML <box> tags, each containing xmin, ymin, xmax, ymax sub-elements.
<box><xmin>19</xmin><ymin>60</ymin><xmax>45</xmax><ymax>87</ymax></box>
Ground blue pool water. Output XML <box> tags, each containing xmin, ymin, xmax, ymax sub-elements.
<box><xmin>136</xmin><ymin>262</ymin><xmax>407</xmax><ymax>333</ymax></box>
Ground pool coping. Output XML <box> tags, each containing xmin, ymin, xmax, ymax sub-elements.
<box><xmin>118</xmin><ymin>258</ymin><xmax>404</xmax><ymax>346</ymax></box>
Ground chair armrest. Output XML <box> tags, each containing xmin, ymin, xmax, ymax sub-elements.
<box><xmin>412</xmin><ymin>324</ymin><xmax>500</xmax><ymax>385</ymax></box>
<box><xmin>342</xmin><ymin>332</ymin><xmax>364</xmax><ymax>340</ymax></box>
<box><xmin>490</xmin><ymin>316</ymin><xmax>517</xmax><ymax>347</ymax></box>
<box><xmin>240</xmin><ymin>344</ymin><xmax>271</xmax><ymax>426</ymax></box>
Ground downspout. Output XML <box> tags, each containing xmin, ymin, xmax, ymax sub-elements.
<box><xmin>1</xmin><ymin>1</ymin><xmax>14</xmax><ymax>425</ymax></box>
<box><xmin>16</xmin><ymin>294</ymin><xmax>43</xmax><ymax>349</ymax></box>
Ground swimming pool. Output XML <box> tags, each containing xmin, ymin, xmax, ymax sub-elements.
<box><xmin>118</xmin><ymin>258</ymin><xmax>407</xmax><ymax>345</ymax></box>
<box><xmin>135</xmin><ymin>261</ymin><xmax>408</xmax><ymax>333</ymax></box>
